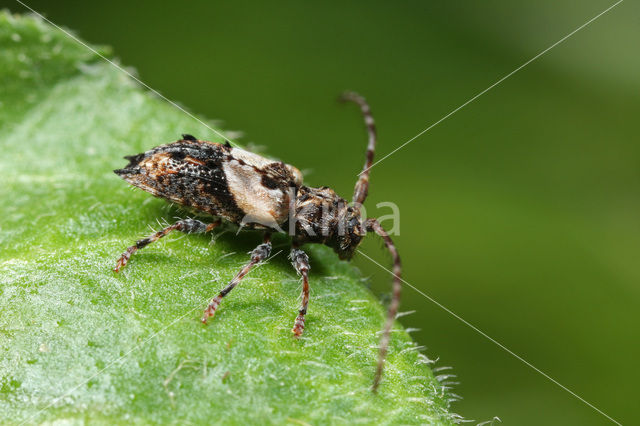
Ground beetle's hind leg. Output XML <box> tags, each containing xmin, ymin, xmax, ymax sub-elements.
<box><xmin>113</xmin><ymin>218</ymin><xmax>221</xmax><ymax>272</ymax></box>
<box><xmin>290</xmin><ymin>247</ymin><xmax>310</xmax><ymax>337</ymax></box>
<box><xmin>202</xmin><ymin>233</ymin><xmax>272</xmax><ymax>323</ymax></box>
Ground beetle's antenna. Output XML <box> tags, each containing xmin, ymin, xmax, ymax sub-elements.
<box><xmin>365</xmin><ymin>218</ymin><xmax>402</xmax><ymax>392</ymax></box>
<box><xmin>339</xmin><ymin>92</ymin><xmax>377</xmax><ymax>205</ymax></box>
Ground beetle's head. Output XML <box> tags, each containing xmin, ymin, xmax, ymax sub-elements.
<box><xmin>333</xmin><ymin>205</ymin><xmax>366</xmax><ymax>260</ymax></box>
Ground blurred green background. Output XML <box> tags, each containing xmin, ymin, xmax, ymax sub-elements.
<box><xmin>4</xmin><ymin>0</ymin><xmax>638</xmax><ymax>424</ymax></box>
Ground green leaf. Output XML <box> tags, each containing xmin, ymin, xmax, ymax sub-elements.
<box><xmin>0</xmin><ymin>12</ymin><xmax>456</xmax><ymax>424</ymax></box>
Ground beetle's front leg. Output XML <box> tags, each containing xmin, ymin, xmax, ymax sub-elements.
<box><xmin>290</xmin><ymin>247</ymin><xmax>310</xmax><ymax>337</ymax></box>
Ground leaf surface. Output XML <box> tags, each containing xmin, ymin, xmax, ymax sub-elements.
<box><xmin>0</xmin><ymin>13</ymin><xmax>455</xmax><ymax>425</ymax></box>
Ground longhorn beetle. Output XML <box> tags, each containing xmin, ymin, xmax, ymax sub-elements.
<box><xmin>113</xmin><ymin>92</ymin><xmax>401</xmax><ymax>391</ymax></box>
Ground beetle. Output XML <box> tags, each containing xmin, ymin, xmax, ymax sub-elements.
<box><xmin>113</xmin><ymin>92</ymin><xmax>401</xmax><ymax>391</ymax></box>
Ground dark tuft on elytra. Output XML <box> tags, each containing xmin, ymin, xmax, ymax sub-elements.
<box><xmin>123</xmin><ymin>153</ymin><xmax>144</xmax><ymax>162</ymax></box>
<box><xmin>121</xmin><ymin>153</ymin><xmax>145</xmax><ymax>170</ymax></box>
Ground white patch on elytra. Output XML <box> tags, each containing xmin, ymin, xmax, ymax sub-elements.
<box><xmin>229</xmin><ymin>147</ymin><xmax>303</xmax><ymax>186</ymax></box>
<box><xmin>223</xmin><ymin>157</ymin><xmax>290</xmax><ymax>229</ymax></box>
<box><xmin>228</xmin><ymin>147</ymin><xmax>274</xmax><ymax>168</ymax></box>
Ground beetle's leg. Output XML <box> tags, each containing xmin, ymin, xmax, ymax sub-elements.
<box><xmin>202</xmin><ymin>233</ymin><xmax>272</xmax><ymax>323</ymax></box>
<box><xmin>365</xmin><ymin>218</ymin><xmax>402</xmax><ymax>392</ymax></box>
<box><xmin>114</xmin><ymin>218</ymin><xmax>221</xmax><ymax>272</ymax></box>
<box><xmin>290</xmin><ymin>247</ymin><xmax>310</xmax><ymax>337</ymax></box>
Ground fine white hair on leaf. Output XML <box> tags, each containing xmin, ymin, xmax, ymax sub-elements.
<box><xmin>375</xmin><ymin>327</ymin><xmax>403</xmax><ymax>335</ymax></box>
<box><xmin>436</xmin><ymin>374</ymin><xmax>457</xmax><ymax>382</ymax></box>
<box><xmin>450</xmin><ymin>413</ymin><xmax>472</xmax><ymax>424</ymax></box>
<box><xmin>477</xmin><ymin>417</ymin><xmax>502</xmax><ymax>426</ymax></box>
<box><xmin>406</xmin><ymin>397</ymin><xmax>434</xmax><ymax>404</ymax></box>
<box><xmin>178</xmin><ymin>271</ymin><xmax>198</xmax><ymax>280</ymax></box>
<box><xmin>447</xmin><ymin>392</ymin><xmax>463</xmax><ymax>401</ymax></box>
<box><xmin>399</xmin><ymin>345</ymin><xmax>426</xmax><ymax>354</ymax></box>
<box><xmin>210</xmin><ymin>228</ymin><xmax>229</xmax><ymax>244</ymax></box>
<box><xmin>416</xmin><ymin>354</ymin><xmax>438</xmax><ymax>365</ymax></box>
<box><xmin>432</xmin><ymin>366</ymin><xmax>454</xmax><ymax>373</ymax></box>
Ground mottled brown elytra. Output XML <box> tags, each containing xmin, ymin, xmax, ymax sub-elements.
<box><xmin>113</xmin><ymin>93</ymin><xmax>402</xmax><ymax>391</ymax></box>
